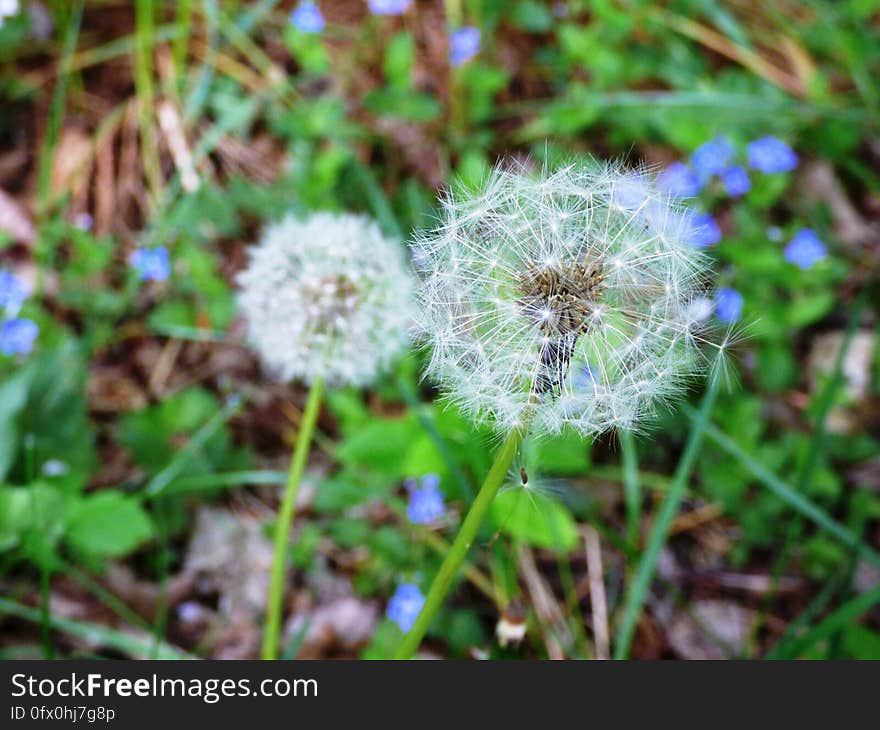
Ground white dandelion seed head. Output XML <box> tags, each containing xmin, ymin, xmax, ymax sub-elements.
<box><xmin>414</xmin><ymin>159</ymin><xmax>717</xmax><ymax>436</ymax></box>
<box><xmin>237</xmin><ymin>211</ymin><xmax>415</xmax><ymax>387</ymax></box>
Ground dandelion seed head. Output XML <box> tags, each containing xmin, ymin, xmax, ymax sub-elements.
<box><xmin>237</xmin><ymin>212</ymin><xmax>414</xmax><ymax>387</ymax></box>
<box><xmin>414</xmin><ymin>160</ymin><xmax>716</xmax><ymax>436</ymax></box>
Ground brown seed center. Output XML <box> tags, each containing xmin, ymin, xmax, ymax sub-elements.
<box><xmin>516</xmin><ymin>257</ymin><xmax>604</xmax><ymax>395</ymax></box>
<box><xmin>517</xmin><ymin>257</ymin><xmax>604</xmax><ymax>336</ymax></box>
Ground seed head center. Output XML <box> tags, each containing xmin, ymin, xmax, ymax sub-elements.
<box><xmin>304</xmin><ymin>275</ymin><xmax>360</xmax><ymax>332</ymax></box>
<box><xmin>517</xmin><ymin>257</ymin><xmax>604</xmax><ymax>336</ymax></box>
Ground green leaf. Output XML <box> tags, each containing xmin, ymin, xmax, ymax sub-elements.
<box><xmin>362</xmin><ymin>89</ymin><xmax>441</xmax><ymax>122</ymax></box>
<box><xmin>530</xmin><ymin>430</ymin><xmax>590</xmax><ymax>475</ymax></box>
<box><xmin>336</xmin><ymin>415</ymin><xmax>420</xmax><ymax>476</ymax></box>
<box><xmin>384</xmin><ymin>32</ymin><xmax>414</xmax><ymax>89</ymax></box>
<box><xmin>65</xmin><ymin>492</ymin><xmax>154</xmax><ymax>558</ymax></box>
<box><xmin>490</xmin><ymin>488</ymin><xmax>578</xmax><ymax>551</ymax></box>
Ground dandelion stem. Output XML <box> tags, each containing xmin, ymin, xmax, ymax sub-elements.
<box><xmin>619</xmin><ymin>430</ymin><xmax>641</xmax><ymax>550</ymax></box>
<box><xmin>394</xmin><ymin>428</ymin><xmax>524</xmax><ymax>659</ymax></box>
<box><xmin>262</xmin><ymin>376</ymin><xmax>324</xmax><ymax>660</ymax></box>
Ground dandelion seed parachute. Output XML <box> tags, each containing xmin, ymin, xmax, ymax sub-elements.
<box><xmin>237</xmin><ymin>212</ymin><xmax>414</xmax><ymax>387</ymax></box>
<box><xmin>413</xmin><ymin>160</ymin><xmax>717</xmax><ymax>437</ymax></box>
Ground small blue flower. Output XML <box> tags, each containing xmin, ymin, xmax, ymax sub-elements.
<box><xmin>387</xmin><ymin>583</ymin><xmax>425</xmax><ymax>632</ymax></box>
<box><xmin>367</xmin><ymin>0</ymin><xmax>411</xmax><ymax>15</ymax></box>
<box><xmin>450</xmin><ymin>27</ymin><xmax>480</xmax><ymax>67</ymax></box>
<box><xmin>714</xmin><ymin>288</ymin><xmax>743</xmax><ymax>324</ymax></box>
<box><xmin>0</xmin><ymin>317</ymin><xmax>38</xmax><ymax>356</ymax></box>
<box><xmin>658</xmin><ymin>162</ymin><xmax>702</xmax><ymax>198</ymax></box>
<box><xmin>289</xmin><ymin>1</ymin><xmax>324</xmax><ymax>33</ymax></box>
<box><xmin>0</xmin><ymin>269</ymin><xmax>28</xmax><ymax>315</ymax></box>
<box><xmin>406</xmin><ymin>474</ymin><xmax>445</xmax><ymax>524</ymax></box>
<box><xmin>747</xmin><ymin>136</ymin><xmax>797</xmax><ymax>174</ymax></box>
<box><xmin>685</xmin><ymin>212</ymin><xmax>722</xmax><ymax>248</ymax></box>
<box><xmin>720</xmin><ymin>166</ymin><xmax>751</xmax><ymax>197</ymax></box>
<box><xmin>130</xmin><ymin>246</ymin><xmax>171</xmax><ymax>282</ymax></box>
<box><xmin>784</xmin><ymin>228</ymin><xmax>827</xmax><ymax>270</ymax></box>
<box><xmin>690</xmin><ymin>137</ymin><xmax>735</xmax><ymax>180</ymax></box>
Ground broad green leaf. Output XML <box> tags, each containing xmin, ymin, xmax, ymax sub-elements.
<box><xmin>490</xmin><ymin>488</ymin><xmax>578</xmax><ymax>552</ymax></box>
<box><xmin>65</xmin><ymin>492</ymin><xmax>154</xmax><ymax>558</ymax></box>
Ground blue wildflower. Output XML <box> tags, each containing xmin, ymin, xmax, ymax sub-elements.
<box><xmin>0</xmin><ymin>269</ymin><xmax>28</xmax><ymax>315</ymax></box>
<box><xmin>690</xmin><ymin>137</ymin><xmax>735</xmax><ymax>180</ymax></box>
<box><xmin>130</xmin><ymin>246</ymin><xmax>171</xmax><ymax>282</ymax></box>
<box><xmin>686</xmin><ymin>212</ymin><xmax>722</xmax><ymax>248</ymax></box>
<box><xmin>406</xmin><ymin>474</ymin><xmax>445</xmax><ymax>524</ymax></box>
<box><xmin>0</xmin><ymin>318</ymin><xmax>38</xmax><ymax>356</ymax></box>
<box><xmin>450</xmin><ymin>27</ymin><xmax>480</xmax><ymax>67</ymax></box>
<box><xmin>367</xmin><ymin>0</ymin><xmax>411</xmax><ymax>14</ymax></box>
<box><xmin>573</xmin><ymin>363</ymin><xmax>598</xmax><ymax>390</ymax></box>
<box><xmin>784</xmin><ymin>228</ymin><xmax>827</xmax><ymax>270</ymax></box>
<box><xmin>289</xmin><ymin>1</ymin><xmax>324</xmax><ymax>33</ymax></box>
<box><xmin>714</xmin><ymin>288</ymin><xmax>743</xmax><ymax>324</ymax></box>
<box><xmin>658</xmin><ymin>162</ymin><xmax>702</xmax><ymax>198</ymax></box>
<box><xmin>721</xmin><ymin>166</ymin><xmax>751</xmax><ymax>197</ymax></box>
<box><xmin>387</xmin><ymin>584</ymin><xmax>425</xmax><ymax>632</ymax></box>
<box><xmin>747</xmin><ymin>136</ymin><xmax>797</xmax><ymax>173</ymax></box>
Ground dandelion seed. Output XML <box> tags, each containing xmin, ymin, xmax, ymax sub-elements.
<box><xmin>406</xmin><ymin>474</ymin><xmax>445</xmax><ymax>524</ymax></box>
<box><xmin>414</xmin><ymin>159</ymin><xmax>716</xmax><ymax>437</ymax></box>
<box><xmin>387</xmin><ymin>584</ymin><xmax>425</xmax><ymax>632</ymax></box>
<box><xmin>290</xmin><ymin>1</ymin><xmax>324</xmax><ymax>33</ymax></box>
<box><xmin>685</xmin><ymin>212</ymin><xmax>722</xmax><ymax>248</ymax></box>
<box><xmin>720</xmin><ymin>166</ymin><xmax>751</xmax><ymax>197</ymax></box>
<box><xmin>237</xmin><ymin>212</ymin><xmax>413</xmax><ymax>387</ymax></box>
<box><xmin>450</xmin><ymin>27</ymin><xmax>480</xmax><ymax>67</ymax></box>
<box><xmin>0</xmin><ymin>317</ymin><xmax>38</xmax><ymax>356</ymax></box>
<box><xmin>690</xmin><ymin>137</ymin><xmax>735</xmax><ymax>180</ymax></box>
<box><xmin>714</xmin><ymin>287</ymin><xmax>743</xmax><ymax>324</ymax></box>
<box><xmin>784</xmin><ymin>228</ymin><xmax>827</xmax><ymax>270</ymax></box>
<box><xmin>747</xmin><ymin>136</ymin><xmax>797</xmax><ymax>174</ymax></box>
<box><xmin>130</xmin><ymin>246</ymin><xmax>171</xmax><ymax>282</ymax></box>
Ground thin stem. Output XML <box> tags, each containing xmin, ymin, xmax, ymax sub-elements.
<box><xmin>262</xmin><ymin>377</ymin><xmax>324</xmax><ymax>660</ymax></box>
<box><xmin>394</xmin><ymin>428</ymin><xmax>524</xmax><ymax>659</ymax></box>
<box><xmin>619</xmin><ymin>429</ymin><xmax>641</xmax><ymax>550</ymax></box>
<box><xmin>135</xmin><ymin>0</ymin><xmax>162</xmax><ymax>205</ymax></box>
<box><xmin>39</xmin><ymin>565</ymin><xmax>53</xmax><ymax>659</ymax></box>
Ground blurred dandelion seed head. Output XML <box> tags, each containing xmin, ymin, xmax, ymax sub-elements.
<box><xmin>413</xmin><ymin>160</ymin><xmax>719</xmax><ymax>436</ymax></box>
<box><xmin>237</xmin><ymin>212</ymin><xmax>414</xmax><ymax>387</ymax></box>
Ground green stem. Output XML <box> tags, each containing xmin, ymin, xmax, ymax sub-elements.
<box><xmin>619</xmin><ymin>430</ymin><xmax>641</xmax><ymax>550</ymax></box>
<box><xmin>261</xmin><ymin>377</ymin><xmax>324</xmax><ymax>660</ymax></box>
<box><xmin>394</xmin><ymin>428</ymin><xmax>524</xmax><ymax>659</ymax></box>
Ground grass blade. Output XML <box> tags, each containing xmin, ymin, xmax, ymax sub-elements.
<box><xmin>613</xmin><ymin>376</ymin><xmax>720</xmax><ymax>659</ymax></box>
<box><xmin>697</xmin><ymin>417</ymin><xmax>880</xmax><ymax>568</ymax></box>
<box><xmin>0</xmin><ymin>597</ymin><xmax>190</xmax><ymax>659</ymax></box>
